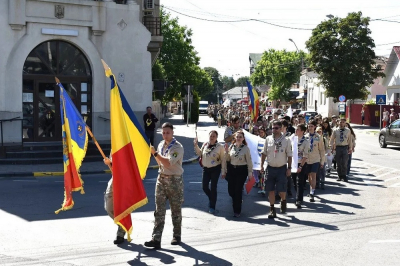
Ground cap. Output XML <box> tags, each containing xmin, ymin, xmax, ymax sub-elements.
<box><xmin>332</xmin><ymin>115</ymin><xmax>338</xmax><ymax>118</ymax></box>
<box><xmin>390</xmin><ymin>108</ymin><xmax>395</xmax><ymax>110</ymax></box>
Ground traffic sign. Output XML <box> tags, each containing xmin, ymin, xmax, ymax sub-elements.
<box><xmin>339</xmin><ymin>95</ymin><xmax>346</xmax><ymax>102</ymax></box>
<box><xmin>376</xmin><ymin>95</ymin><xmax>386</xmax><ymax>105</ymax></box>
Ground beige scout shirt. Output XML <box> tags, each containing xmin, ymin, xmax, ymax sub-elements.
<box><xmin>157</xmin><ymin>139</ymin><xmax>184</xmax><ymax>176</ymax></box>
<box><xmin>195</xmin><ymin>142</ymin><xmax>226</xmax><ymax>173</ymax></box>
<box><xmin>262</xmin><ymin>135</ymin><xmax>293</xmax><ymax>167</ymax></box>
<box><xmin>329</xmin><ymin>127</ymin><xmax>353</xmax><ymax>150</ymax></box>
<box><xmin>226</xmin><ymin>144</ymin><xmax>253</xmax><ymax>176</ymax></box>
<box><xmin>306</xmin><ymin>133</ymin><xmax>326</xmax><ymax>165</ymax></box>
<box><xmin>297</xmin><ymin>136</ymin><xmax>310</xmax><ymax>162</ymax></box>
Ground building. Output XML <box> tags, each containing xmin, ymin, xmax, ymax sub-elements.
<box><xmin>382</xmin><ymin>46</ymin><xmax>400</xmax><ymax>104</ymax></box>
<box><xmin>222</xmin><ymin>87</ymin><xmax>248</xmax><ymax>101</ymax></box>
<box><xmin>300</xmin><ymin>69</ymin><xmax>339</xmax><ymax>117</ymax></box>
<box><xmin>0</xmin><ymin>0</ymin><xmax>162</xmax><ymax>145</ymax></box>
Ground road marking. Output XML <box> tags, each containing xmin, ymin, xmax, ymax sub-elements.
<box><xmin>384</xmin><ymin>176</ymin><xmax>400</xmax><ymax>183</ymax></box>
<box><xmin>369</xmin><ymin>240</ymin><xmax>400</xmax><ymax>243</ymax></box>
<box><xmin>190</xmin><ymin>182</ymin><xmax>202</xmax><ymax>184</ymax></box>
<box><xmin>375</xmin><ymin>170</ymin><xmax>398</xmax><ymax>179</ymax></box>
<box><xmin>388</xmin><ymin>182</ymin><xmax>400</xmax><ymax>188</ymax></box>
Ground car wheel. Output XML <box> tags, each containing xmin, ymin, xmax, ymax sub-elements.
<box><xmin>379</xmin><ymin>134</ymin><xmax>387</xmax><ymax>148</ymax></box>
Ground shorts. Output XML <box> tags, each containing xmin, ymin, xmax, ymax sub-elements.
<box><xmin>307</xmin><ymin>162</ymin><xmax>320</xmax><ymax>174</ymax></box>
<box><xmin>265</xmin><ymin>165</ymin><xmax>287</xmax><ymax>192</ymax></box>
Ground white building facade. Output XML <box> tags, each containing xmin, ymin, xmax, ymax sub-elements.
<box><xmin>300</xmin><ymin>70</ymin><xmax>339</xmax><ymax>118</ymax></box>
<box><xmin>0</xmin><ymin>0</ymin><xmax>161</xmax><ymax>144</ymax></box>
<box><xmin>382</xmin><ymin>47</ymin><xmax>400</xmax><ymax>104</ymax></box>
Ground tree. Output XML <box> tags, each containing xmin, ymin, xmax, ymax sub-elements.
<box><xmin>235</xmin><ymin>76</ymin><xmax>249</xmax><ymax>87</ymax></box>
<box><xmin>154</xmin><ymin>10</ymin><xmax>212</xmax><ymax>102</ymax></box>
<box><xmin>305</xmin><ymin>12</ymin><xmax>384</xmax><ymax>101</ymax></box>
<box><xmin>250</xmin><ymin>49</ymin><xmax>304</xmax><ymax>101</ymax></box>
<box><xmin>221</xmin><ymin>76</ymin><xmax>235</xmax><ymax>91</ymax></box>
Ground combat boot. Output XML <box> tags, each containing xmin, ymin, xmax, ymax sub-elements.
<box><xmin>113</xmin><ymin>236</ymin><xmax>124</xmax><ymax>245</ymax></box>
<box><xmin>280</xmin><ymin>200</ymin><xmax>287</xmax><ymax>214</ymax></box>
<box><xmin>268</xmin><ymin>206</ymin><xmax>277</xmax><ymax>219</ymax></box>
<box><xmin>144</xmin><ymin>239</ymin><xmax>161</xmax><ymax>249</ymax></box>
<box><xmin>171</xmin><ymin>236</ymin><xmax>181</xmax><ymax>245</ymax></box>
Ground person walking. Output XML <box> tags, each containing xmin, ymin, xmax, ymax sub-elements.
<box><xmin>345</xmin><ymin>123</ymin><xmax>356</xmax><ymax>177</ymax></box>
<box><xmin>330</xmin><ymin>118</ymin><xmax>353</xmax><ymax>182</ymax></box>
<box><xmin>361</xmin><ymin>107</ymin><xmax>365</xmax><ymax>125</ymax></box>
<box><xmin>316</xmin><ymin>126</ymin><xmax>328</xmax><ymax>189</ymax></box>
<box><xmin>261</xmin><ymin>121</ymin><xmax>293</xmax><ymax>219</ymax></box>
<box><xmin>217</xmin><ymin>111</ymin><xmax>223</xmax><ymax>128</ymax></box>
<box><xmin>322</xmin><ymin>119</ymin><xmax>333</xmax><ymax>174</ymax></box>
<box><xmin>382</xmin><ymin>108</ymin><xmax>389</xmax><ymax>127</ymax></box>
<box><xmin>293</xmin><ymin>124</ymin><xmax>310</xmax><ymax>209</ymax></box>
<box><xmin>225</xmin><ymin>131</ymin><xmax>253</xmax><ymax>217</ymax></box>
<box><xmin>194</xmin><ymin>130</ymin><xmax>226</xmax><ymax>214</ymax></box>
<box><xmin>143</xmin><ymin>106</ymin><xmax>159</xmax><ymax>146</ymax></box>
<box><xmin>103</xmin><ymin>151</ymin><xmax>126</xmax><ymax>245</ymax></box>
<box><xmin>145</xmin><ymin>122</ymin><xmax>184</xmax><ymax>249</ymax></box>
<box><xmin>224</xmin><ymin>115</ymin><xmax>242</xmax><ymax>143</ymax></box>
<box><xmin>305</xmin><ymin>120</ymin><xmax>325</xmax><ymax>202</ymax></box>
<box><xmin>389</xmin><ymin>108</ymin><xmax>397</xmax><ymax>124</ymax></box>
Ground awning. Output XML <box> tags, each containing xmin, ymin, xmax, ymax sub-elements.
<box><xmin>237</xmin><ymin>99</ymin><xmax>249</xmax><ymax>104</ymax></box>
<box><xmin>296</xmin><ymin>93</ymin><xmax>306</xmax><ymax>99</ymax></box>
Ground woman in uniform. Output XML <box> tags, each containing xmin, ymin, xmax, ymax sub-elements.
<box><xmin>225</xmin><ymin>130</ymin><xmax>253</xmax><ymax>217</ymax></box>
<box><xmin>194</xmin><ymin>130</ymin><xmax>226</xmax><ymax>214</ymax></box>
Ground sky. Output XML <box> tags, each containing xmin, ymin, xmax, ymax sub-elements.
<box><xmin>161</xmin><ymin>0</ymin><xmax>400</xmax><ymax>79</ymax></box>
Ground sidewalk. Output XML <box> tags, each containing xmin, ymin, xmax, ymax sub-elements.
<box><xmin>0</xmin><ymin>115</ymin><xmax>199</xmax><ymax>178</ymax></box>
<box><xmin>350</xmin><ymin>123</ymin><xmax>381</xmax><ymax>136</ymax></box>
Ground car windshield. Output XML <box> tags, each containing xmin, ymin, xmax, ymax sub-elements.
<box><xmin>199</xmin><ymin>104</ymin><xmax>208</xmax><ymax>108</ymax></box>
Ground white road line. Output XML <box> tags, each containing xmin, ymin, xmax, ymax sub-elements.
<box><xmin>375</xmin><ymin>170</ymin><xmax>398</xmax><ymax>179</ymax></box>
<box><xmin>369</xmin><ymin>240</ymin><xmax>400</xmax><ymax>243</ymax></box>
<box><xmin>189</xmin><ymin>182</ymin><xmax>202</xmax><ymax>184</ymax></box>
<box><xmin>388</xmin><ymin>182</ymin><xmax>400</xmax><ymax>188</ymax></box>
<box><xmin>384</xmin><ymin>176</ymin><xmax>400</xmax><ymax>183</ymax></box>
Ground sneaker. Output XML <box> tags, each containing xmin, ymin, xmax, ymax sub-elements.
<box><xmin>113</xmin><ymin>236</ymin><xmax>125</xmax><ymax>245</ymax></box>
<box><xmin>171</xmin><ymin>236</ymin><xmax>181</xmax><ymax>245</ymax></box>
<box><xmin>209</xmin><ymin>208</ymin><xmax>215</xmax><ymax>214</ymax></box>
<box><xmin>268</xmin><ymin>207</ymin><xmax>277</xmax><ymax>219</ymax></box>
<box><xmin>258</xmin><ymin>190</ymin><xmax>266</xmax><ymax>195</ymax></box>
<box><xmin>310</xmin><ymin>194</ymin><xmax>315</xmax><ymax>202</ymax></box>
<box><xmin>295</xmin><ymin>201</ymin><xmax>302</xmax><ymax>209</ymax></box>
<box><xmin>233</xmin><ymin>213</ymin><xmax>241</xmax><ymax>217</ymax></box>
<box><xmin>343</xmin><ymin>177</ymin><xmax>348</xmax><ymax>182</ymax></box>
<box><xmin>280</xmin><ymin>200</ymin><xmax>287</xmax><ymax>214</ymax></box>
<box><xmin>144</xmin><ymin>239</ymin><xmax>161</xmax><ymax>249</ymax></box>
<box><xmin>327</xmin><ymin>169</ymin><xmax>331</xmax><ymax>174</ymax></box>
<box><xmin>336</xmin><ymin>177</ymin><xmax>342</xmax><ymax>181</ymax></box>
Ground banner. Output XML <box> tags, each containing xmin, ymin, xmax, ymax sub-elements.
<box><xmin>242</xmin><ymin>130</ymin><xmax>265</xmax><ymax>171</ymax></box>
<box><xmin>290</xmin><ymin>134</ymin><xmax>298</xmax><ymax>173</ymax></box>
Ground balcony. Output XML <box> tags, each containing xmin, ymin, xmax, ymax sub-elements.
<box><xmin>142</xmin><ymin>16</ymin><xmax>161</xmax><ymax>36</ymax></box>
<box><xmin>142</xmin><ymin>16</ymin><xmax>163</xmax><ymax>66</ymax></box>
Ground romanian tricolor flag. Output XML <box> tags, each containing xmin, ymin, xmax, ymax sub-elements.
<box><xmin>247</xmin><ymin>80</ymin><xmax>259</xmax><ymax>123</ymax></box>
<box><xmin>55</xmin><ymin>82</ymin><xmax>88</xmax><ymax>214</ymax></box>
<box><xmin>104</xmin><ymin>60</ymin><xmax>149</xmax><ymax>241</ymax></box>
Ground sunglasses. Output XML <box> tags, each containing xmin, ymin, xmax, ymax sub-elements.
<box><xmin>272</xmin><ymin>127</ymin><xmax>281</xmax><ymax>130</ymax></box>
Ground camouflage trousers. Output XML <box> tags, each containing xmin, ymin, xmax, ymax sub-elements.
<box><xmin>104</xmin><ymin>178</ymin><xmax>126</xmax><ymax>238</ymax></box>
<box><xmin>152</xmin><ymin>174</ymin><xmax>184</xmax><ymax>242</ymax></box>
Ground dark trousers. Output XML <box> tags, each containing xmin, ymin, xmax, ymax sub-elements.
<box><xmin>296</xmin><ymin>163</ymin><xmax>308</xmax><ymax>202</ymax></box>
<box><xmin>227</xmin><ymin>165</ymin><xmax>248</xmax><ymax>214</ymax></box>
<box><xmin>145</xmin><ymin>130</ymin><xmax>155</xmax><ymax>146</ymax></box>
<box><xmin>202</xmin><ymin>165</ymin><xmax>221</xmax><ymax>209</ymax></box>
<box><xmin>347</xmin><ymin>154</ymin><xmax>352</xmax><ymax>175</ymax></box>
<box><xmin>336</xmin><ymin>146</ymin><xmax>349</xmax><ymax>178</ymax></box>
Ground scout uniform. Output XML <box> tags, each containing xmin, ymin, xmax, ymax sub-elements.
<box><xmin>224</xmin><ymin>126</ymin><xmax>241</xmax><ymax>142</ymax></box>
<box><xmin>104</xmin><ymin>152</ymin><xmax>126</xmax><ymax>241</ymax></box>
<box><xmin>330</xmin><ymin>127</ymin><xmax>353</xmax><ymax>181</ymax></box>
<box><xmin>294</xmin><ymin>136</ymin><xmax>310</xmax><ymax>205</ymax></box>
<box><xmin>226</xmin><ymin>144</ymin><xmax>253</xmax><ymax>215</ymax></box>
<box><xmin>152</xmin><ymin>138</ymin><xmax>184</xmax><ymax>242</ymax></box>
<box><xmin>263</xmin><ymin>134</ymin><xmax>293</xmax><ymax>193</ymax></box>
<box><xmin>306</xmin><ymin>132</ymin><xmax>326</xmax><ymax>173</ymax></box>
<box><xmin>195</xmin><ymin>142</ymin><xmax>226</xmax><ymax>211</ymax></box>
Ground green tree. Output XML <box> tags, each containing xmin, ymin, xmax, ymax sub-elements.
<box><xmin>250</xmin><ymin>49</ymin><xmax>304</xmax><ymax>101</ymax></box>
<box><xmin>305</xmin><ymin>12</ymin><xmax>384</xmax><ymax>100</ymax></box>
<box><xmin>235</xmin><ymin>76</ymin><xmax>249</xmax><ymax>87</ymax></box>
<box><xmin>221</xmin><ymin>76</ymin><xmax>235</xmax><ymax>91</ymax></box>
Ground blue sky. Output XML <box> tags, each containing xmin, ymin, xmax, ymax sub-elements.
<box><xmin>162</xmin><ymin>0</ymin><xmax>400</xmax><ymax>78</ymax></box>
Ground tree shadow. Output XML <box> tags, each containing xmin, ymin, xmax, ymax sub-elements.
<box><xmin>121</xmin><ymin>242</ymin><xmax>232</xmax><ymax>266</ymax></box>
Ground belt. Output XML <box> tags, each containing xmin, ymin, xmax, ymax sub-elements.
<box><xmin>267</xmin><ymin>165</ymin><xmax>287</xmax><ymax>168</ymax></box>
<box><xmin>336</xmin><ymin>145</ymin><xmax>348</xmax><ymax>147</ymax></box>
<box><xmin>204</xmin><ymin>165</ymin><xmax>221</xmax><ymax>170</ymax></box>
<box><xmin>230</xmin><ymin>164</ymin><xmax>247</xmax><ymax>169</ymax></box>
<box><xmin>159</xmin><ymin>174</ymin><xmax>181</xmax><ymax>178</ymax></box>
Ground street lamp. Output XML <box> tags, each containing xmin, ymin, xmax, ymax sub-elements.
<box><xmin>326</xmin><ymin>14</ymin><xmax>334</xmax><ymax>19</ymax></box>
<box><xmin>289</xmin><ymin>38</ymin><xmax>303</xmax><ymax>71</ymax></box>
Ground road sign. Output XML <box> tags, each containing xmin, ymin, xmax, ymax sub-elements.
<box><xmin>376</xmin><ymin>95</ymin><xmax>386</xmax><ymax>105</ymax></box>
<box><xmin>338</xmin><ymin>103</ymin><xmax>346</xmax><ymax>113</ymax></box>
<box><xmin>339</xmin><ymin>95</ymin><xmax>346</xmax><ymax>102</ymax></box>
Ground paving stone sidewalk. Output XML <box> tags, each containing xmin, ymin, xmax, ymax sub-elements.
<box><xmin>0</xmin><ymin>115</ymin><xmax>199</xmax><ymax>177</ymax></box>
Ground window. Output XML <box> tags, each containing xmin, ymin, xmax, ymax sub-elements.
<box><xmin>390</xmin><ymin>120</ymin><xmax>400</xmax><ymax>129</ymax></box>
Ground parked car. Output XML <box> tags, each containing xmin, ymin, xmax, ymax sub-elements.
<box><xmin>379</xmin><ymin>119</ymin><xmax>400</xmax><ymax>148</ymax></box>
<box><xmin>293</xmin><ymin>109</ymin><xmax>301</xmax><ymax>115</ymax></box>
<box><xmin>299</xmin><ymin>111</ymin><xmax>318</xmax><ymax>117</ymax></box>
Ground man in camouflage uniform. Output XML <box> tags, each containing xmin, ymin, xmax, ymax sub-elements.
<box><xmin>224</xmin><ymin>115</ymin><xmax>241</xmax><ymax>143</ymax></box>
<box><xmin>144</xmin><ymin>122</ymin><xmax>184</xmax><ymax>249</ymax></box>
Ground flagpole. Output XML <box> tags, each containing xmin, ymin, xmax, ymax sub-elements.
<box><xmin>55</xmin><ymin>76</ymin><xmax>112</xmax><ymax>172</ymax></box>
<box><xmin>86</xmin><ymin>126</ymin><xmax>112</xmax><ymax>172</ymax></box>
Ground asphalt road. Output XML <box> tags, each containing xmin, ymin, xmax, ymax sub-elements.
<box><xmin>0</xmin><ymin>115</ymin><xmax>399</xmax><ymax>266</ymax></box>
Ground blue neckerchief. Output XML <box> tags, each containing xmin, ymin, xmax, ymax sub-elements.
<box><xmin>339</xmin><ymin>129</ymin><xmax>344</xmax><ymax>143</ymax></box>
<box><xmin>162</xmin><ymin>138</ymin><xmax>177</xmax><ymax>156</ymax></box>
<box><xmin>309</xmin><ymin>133</ymin><xmax>315</xmax><ymax>152</ymax></box>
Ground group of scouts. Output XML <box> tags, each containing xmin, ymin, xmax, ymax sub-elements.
<box><xmin>102</xmin><ymin>107</ymin><xmax>356</xmax><ymax>250</ymax></box>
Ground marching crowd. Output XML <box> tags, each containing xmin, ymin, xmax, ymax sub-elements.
<box><xmin>197</xmin><ymin>103</ymin><xmax>356</xmax><ymax>219</ymax></box>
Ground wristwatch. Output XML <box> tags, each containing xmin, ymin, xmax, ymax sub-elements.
<box><xmin>154</xmin><ymin>152</ymin><xmax>158</xmax><ymax>157</ymax></box>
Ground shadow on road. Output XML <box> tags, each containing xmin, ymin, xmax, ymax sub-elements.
<box><xmin>122</xmin><ymin>242</ymin><xmax>232</xmax><ymax>266</ymax></box>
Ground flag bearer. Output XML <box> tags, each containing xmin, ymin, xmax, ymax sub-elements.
<box><xmin>145</xmin><ymin>122</ymin><xmax>184</xmax><ymax>249</ymax></box>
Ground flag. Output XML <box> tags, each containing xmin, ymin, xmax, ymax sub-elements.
<box><xmin>287</xmin><ymin>106</ymin><xmax>293</xmax><ymax>118</ymax></box>
<box><xmin>247</xmin><ymin>81</ymin><xmax>259</xmax><ymax>123</ymax></box>
<box><xmin>243</xmin><ymin>130</ymin><xmax>264</xmax><ymax>170</ymax></box>
<box><xmin>105</xmin><ymin>61</ymin><xmax>149</xmax><ymax>241</ymax></box>
<box><xmin>55</xmin><ymin>82</ymin><xmax>88</xmax><ymax>214</ymax></box>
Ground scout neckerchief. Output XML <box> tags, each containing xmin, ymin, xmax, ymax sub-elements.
<box><xmin>339</xmin><ymin>128</ymin><xmax>345</xmax><ymax>143</ymax></box>
<box><xmin>298</xmin><ymin>135</ymin><xmax>306</xmax><ymax>159</ymax></box>
<box><xmin>162</xmin><ymin>138</ymin><xmax>177</xmax><ymax>156</ymax></box>
<box><xmin>205</xmin><ymin>142</ymin><xmax>217</xmax><ymax>155</ymax></box>
<box><xmin>146</xmin><ymin>114</ymin><xmax>153</xmax><ymax>127</ymax></box>
<box><xmin>273</xmin><ymin>133</ymin><xmax>285</xmax><ymax>158</ymax></box>
<box><xmin>309</xmin><ymin>133</ymin><xmax>315</xmax><ymax>152</ymax></box>
<box><xmin>285</xmin><ymin>131</ymin><xmax>291</xmax><ymax>137</ymax></box>
<box><xmin>232</xmin><ymin>144</ymin><xmax>244</xmax><ymax>157</ymax></box>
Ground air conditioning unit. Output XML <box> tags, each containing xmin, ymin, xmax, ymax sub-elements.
<box><xmin>144</xmin><ymin>0</ymin><xmax>154</xmax><ymax>10</ymax></box>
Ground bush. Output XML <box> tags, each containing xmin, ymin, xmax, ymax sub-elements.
<box><xmin>183</xmin><ymin>91</ymin><xmax>200</xmax><ymax>123</ymax></box>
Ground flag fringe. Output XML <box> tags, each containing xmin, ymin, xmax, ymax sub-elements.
<box><xmin>54</xmin><ymin>190</ymin><xmax>74</xmax><ymax>214</ymax></box>
<box><xmin>116</xmin><ymin>222</ymin><xmax>133</xmax><ymax>242</ymax></box>
<box><xmin>114</xmin><ymin>197</ymin><xmax>148</xmax><ymax>224</ymax></box>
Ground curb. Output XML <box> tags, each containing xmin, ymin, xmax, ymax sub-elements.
<box><xmin>0</xmin><ymin>157</ymin><xmax>199</xmax><ymax>178</ymax></box>
<box><xmin>365</xmin><ymin>131</ymin><xmax>380</xmax><ymax>136</ymax></box>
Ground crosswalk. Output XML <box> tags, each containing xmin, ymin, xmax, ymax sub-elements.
<box><xmin>347</xmin><ymin>161</ymin><xmax>400</xmax><ymax>188</ymax></box>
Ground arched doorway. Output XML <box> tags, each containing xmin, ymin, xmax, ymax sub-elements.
<box><xmin>22</xmin><ymin>41</ymin><xmax>92</xmax><ymax>142</ymax></box>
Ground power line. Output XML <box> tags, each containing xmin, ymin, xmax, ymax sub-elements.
<box><xmin>376</xmin><ymin>41</ymin><xmax>400</xmax><ymax>46</ymax></box>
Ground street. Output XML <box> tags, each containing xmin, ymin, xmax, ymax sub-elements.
<box><xmin>0</xmin><ymin>115</ymin><xmax>399</xmax><ymax>266</ymax></box>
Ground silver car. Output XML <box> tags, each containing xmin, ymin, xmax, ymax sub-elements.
<box><xmin>379</xmin><ymin>119</ymin><xmax>400</xmax><ymax>148</ymax></box>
